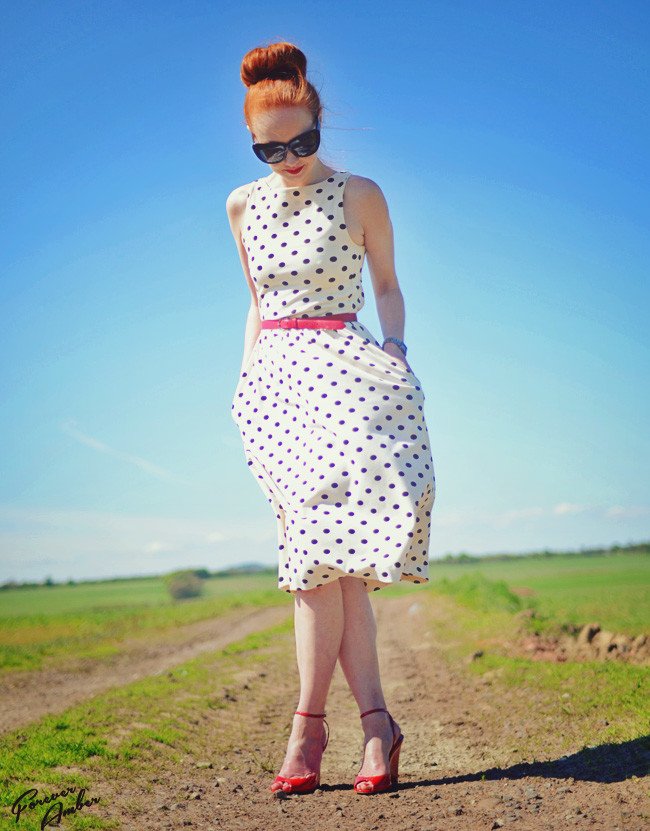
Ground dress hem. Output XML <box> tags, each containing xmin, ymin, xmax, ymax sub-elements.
<box><xmin>279</xmin><ymin>570</ymin><xmax>430</xmax><ymax>594</ymax></box>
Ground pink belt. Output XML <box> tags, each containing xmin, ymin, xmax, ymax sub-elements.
<box><xmin>260</xmin><ymin>313</ymin><xmax>357</xmax><ymax>330</ymax></box>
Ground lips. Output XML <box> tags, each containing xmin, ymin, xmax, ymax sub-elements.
<box><xmin>284</xmin><ymin>165</ymin><xmax>304</xmax><ymax>175</ymax></box>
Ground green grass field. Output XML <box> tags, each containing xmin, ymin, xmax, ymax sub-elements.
<box><xmin>428</xmin><ymin>549</ymin><xmax>649</xmax><ymax>635</ymax></box>
<box><xmin>0</xmin><ymin>616</ymin><xmax>294</xmax><ymax>829</ymax></box>
<box><xmin>1</xmin><ymin>547</ymin><xmax>647</xmax><ymax>673</ymax></box>
<box><xmin>0</xmin><ymin>546</ymin><xmax>647</xmax><ymax>829</ymax></box>
<box><xmin>0</xmin><ymin>574</ymin><xmax>284</xmax><ymax>672</ymax></box>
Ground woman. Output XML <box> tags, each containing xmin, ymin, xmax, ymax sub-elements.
<box><xmin>227</xmin><ymin>41</ymin><xmax>436</xmax><ymax>795</ymax></box>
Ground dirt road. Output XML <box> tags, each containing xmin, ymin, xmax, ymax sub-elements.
<box><xmin>0</xmin><ymin>603</ymin><xmax>290</xmax><ymax>733</ymax></box>
<box><xmin>4</xmin><ymin>592</ymin><xmax>649</xmax><ymax>829</ymax></box>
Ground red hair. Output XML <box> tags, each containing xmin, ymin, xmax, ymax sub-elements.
<box><xmin>240</xmin><ymin>41</ymin><xmax>322</xmax><ymax>130</ymax></box>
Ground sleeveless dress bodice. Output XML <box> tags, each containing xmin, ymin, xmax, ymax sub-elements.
<box><xmin>241</xmin><ymin>171</ymin><xmax>366</xmax><ymax>319</ymax></box>
<box><xmin>231</xmin><ymin>169</ymin><xmax>436</xmax><ymax>595</ymax></box>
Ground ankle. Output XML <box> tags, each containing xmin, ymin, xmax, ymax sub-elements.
<box><xmin>291</xmin><ymin>714</ymin><xmax>326</xmax><ymax>738</ymax></box>
<box><xmin>359</xmin><ymin>704</ymin><xmax>387</xmax><ymax>717</ymax></box>
<box><xmin>360</xmin><ymin>710</ymin><xmax>395</xmax><ymax>736</ymax></box>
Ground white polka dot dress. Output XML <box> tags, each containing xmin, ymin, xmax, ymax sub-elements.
<box><xmin>230</xmin><ymin>170</ymin><xmax>436</xmax><ymax>594</ymax></box>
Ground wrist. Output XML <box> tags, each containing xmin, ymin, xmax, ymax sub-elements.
<box><xmin>382</xmin><ymin>336</ymin><xmax>407</xmax><ymax>356</ymax></box>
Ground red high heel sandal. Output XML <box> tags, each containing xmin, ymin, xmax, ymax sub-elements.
<box><xmin>353</xmin><ymin>706</ymin><xmax>404</xmax><ymax>794</ymax></box>
<box><xmin>269</xmin><ymin>710</ymin><xmax>330</xmax><ymax>795</ymax></box>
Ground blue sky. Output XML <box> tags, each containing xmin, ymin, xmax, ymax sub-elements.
<box><xmin>1</xmin><ymin>1</ymin><xmax>648</xmax><ymax>582</ymax></box>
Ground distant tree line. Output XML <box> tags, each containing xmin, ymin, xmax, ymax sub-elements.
<box><xmin>0</xmin><ymin>542</ymin><xmax>647</xmax><ymax>590</ymax></box>
<box><xmin>435</xmin><ymin>541</ymin><xmax>649</xmax><ymax>564</ymax></box>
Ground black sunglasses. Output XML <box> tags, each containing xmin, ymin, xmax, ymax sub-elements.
<box><xmin>252</xmin><ymin>117</ymin><xmax>321</xmax><ymax>164</ymax></box>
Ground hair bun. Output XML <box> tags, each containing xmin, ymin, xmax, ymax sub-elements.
<box><xmin>241</xmin><ymin>41</ymin><xmax>307</xmax><ymax>88</ymax></box>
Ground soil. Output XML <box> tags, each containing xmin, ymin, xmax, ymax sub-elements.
<box><xmin>3</xmin><ymin>592</ymin><xmax>649</xmax><ymax>830</ymax></box>
<box><xmin>0</xmin><ymin>604</ymin><xmax>290</xmax><ymax>733</ymax></box>
<box><xmin>509</xmin><ymin>609</ymin><xmax>649</xmax><ymax>665</ymax></box>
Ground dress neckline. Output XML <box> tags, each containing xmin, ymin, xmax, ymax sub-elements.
<box><xmin>262</xmin><ymin>170</ymin><xmax>348</xmax><ymax>191</ymax></box>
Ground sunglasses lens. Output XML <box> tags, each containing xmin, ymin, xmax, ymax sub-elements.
<box><xmin>253</xmin><ymin>144</ymin><xmax>285</xmax><ymax>163</ymax></box>
<box><xmin>292</xmin><ymin>129</ymin><xmax>320</xmax><ymax>157</ymax></box>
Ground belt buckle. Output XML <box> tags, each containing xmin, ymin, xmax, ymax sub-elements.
<box><xmin>280</xmin><ymin>317</ymin><xmax>298</xmax><ymax>329</ymax></box>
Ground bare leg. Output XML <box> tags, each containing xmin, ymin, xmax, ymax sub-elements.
<box><xmin>270</xmin><ymin>579</ymin><xmax>343</xmax><ymax>791</ymax></box>
<box><xmin>337</xmin><ymin>576</ymin><xmax>402</xmax><ymax>792</ymax></box>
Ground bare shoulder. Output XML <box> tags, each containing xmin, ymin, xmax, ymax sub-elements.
<box><xmin>345</xmin><ymin>174</ymin><xmax>390</xmax><ymax>232</ymax></box>
<box><xmin>345</xmin><ymin>173</ymin><xmax>384</xmax><ymax>196</ymax></box>
<box><xmin>225</xmin><ymin>181</ymin><xmax>257</xmax><ymax>245</ymax></box>
<box><xmin>345</xmin><ymin>174</ymin><xmax>389</xmax><ymax>211</ymax></box>
<box><xmin>225</xmin><ymin>181</ymin><xmax>254</xmax><ymax>219</ymax></box>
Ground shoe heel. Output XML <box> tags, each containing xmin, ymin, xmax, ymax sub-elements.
<box><xmin>389</xmin><ymin>734</ymin><xmax>403</xmax><ymax>784</ymax></box>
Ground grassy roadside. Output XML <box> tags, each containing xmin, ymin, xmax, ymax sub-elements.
<box><xmin>0</xmin><ymin>613</ymin><xmax>294</xmax><ymax>831</ymax></box>
<box><xmin>0</xmin><ymin>577</ymin><xmax>289</xmax><ymax>673</ymax></box>
<box><xmin>428</xmin><ymin>551</ymin><xmax>649</xmax><ymax>636</ymax></box>
<box><xmin>3</xmin><ymin>551</ymin><xmax>646</xmax><ymax>674</ymax></box>
<box><xmin>422</xmin><ymin>575</ymin><xmax>649</xmax><ymax>760</ymax></box>
<box><xmin>1</xmin><ymin>568</ymin><xmax>647</xmax><ymax>829</ymax></box>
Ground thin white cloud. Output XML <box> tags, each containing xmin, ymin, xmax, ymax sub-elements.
<box><xmin>0</xmin><ymin>504</ymin><xmax>275</xmax><ymax>541</ymax></box>
<box><xmin>553</xmin><ymin>502</ymin><xmax>588</xmax><ymax>515</ymax></box>
<box><xmin>143</xmin><ymin>540</ymin><xmax>175</xmax><ymax>554</ymax></box>
<box><xmin>431</xmin><ymin>505</ymin><xmax>547</xmax><ymax>528</ymax></box>
<box><xmin>0</xmin><ymin>505</ymin><xmax>277</xmax><ymax>581</ymax></box>
<box><xmin>604</xmin><ymin>505</ymin><xmax>650</xmax><ymax>519</ymax></box>
<box><xmin>60</xmin><ymin>419</ymin><xmax>192</xmax><ymax>485</ymax></box>
<box><xmin>493</xmin><ymin>506</ymin><xmax>546</xmax><ymax>527</ymax></box>
<box><xmin>431</xmin><ymin>502</ymin><xmax>650</xmax><ymax>527</ymax></box>
<box><xmin>0</xmin><ymin>502</ymin><xmax>647</xmax><ymax>583</ymax></box>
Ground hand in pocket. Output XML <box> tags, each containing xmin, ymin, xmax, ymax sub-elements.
<box><xmin>382</xmin><ymin>343</ymin><xmax>413</xmax><ymax>375</ymax></box>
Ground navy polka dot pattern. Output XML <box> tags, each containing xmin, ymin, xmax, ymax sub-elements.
<box><xmin>231</xmin><ymin>170</ymin><xmax>436</xmax><ymax>594</ymax></box>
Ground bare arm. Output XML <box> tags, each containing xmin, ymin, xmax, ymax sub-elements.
<box><xmin>351</xmin><ymin>176</ymin><xmax>412</xmax><ymax>371</ymax></box>
<box><xmin>226</xmin><ymin>185</ymin><xmax>261</xmax><ymax>374</ymax></box>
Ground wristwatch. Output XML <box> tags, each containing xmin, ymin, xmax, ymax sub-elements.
<box><xmin>382</xmin><ymin>336</ymin><xmax>407</xmax><ymax>356</ymax></box>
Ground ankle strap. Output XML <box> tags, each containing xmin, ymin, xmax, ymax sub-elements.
<box><xmin>360</xmin><ymin>707</ymin><xmax>387</xmax><ymax>718</ymax></box>
<box><xmin>295</xmin><ymin>710</ymin><xmax>326</xmax><ymax>718</ymax></box>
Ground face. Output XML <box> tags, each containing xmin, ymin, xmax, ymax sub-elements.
<box><xmin>249</xmin><ymin>106</ymin><xmax>324</xmax><ymax>183</ymax></box>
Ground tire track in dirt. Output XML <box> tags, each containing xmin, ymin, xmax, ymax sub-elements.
<box><xmin>0</xmin><ymin>603</ymin><xmax>291</xmax><ymax>734</ymax></box>
<box><xmin>6</xmin><ymin>591</ymin><xmax>649</xmax><ymax>830</ymax></box>
<box><xmin>93</xmin><ymin>591</ymin><xmax>648</xmax><ymax>831</ymax></box>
